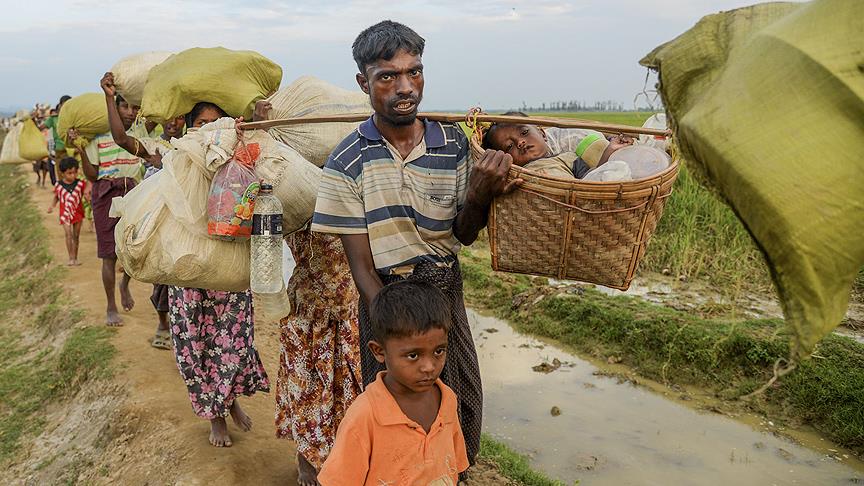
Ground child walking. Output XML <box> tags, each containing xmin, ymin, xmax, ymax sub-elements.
<box><xmin>48</xmin><ymin>157</ymin><xmax>88</xmax><ymax>266</ymax></box>
<box><xmin>318</xmin><ymin>280</ymin><xmax>469</xmax><ymax>486</ymax></box>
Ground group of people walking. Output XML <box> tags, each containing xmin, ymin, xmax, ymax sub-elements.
<box><xmin>41</xmin><ymin>20</ymin><xmax>519</xmax><ymax>486</ymax></box>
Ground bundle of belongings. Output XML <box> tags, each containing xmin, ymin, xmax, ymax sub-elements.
<box><xmin>17</xmin><ymin>118</ymin><xmax>49</xmax><ymax>161</ymax></box>
<box><xmin>640</xmin><ymin>0</ymin><xmax>864</xmax><ymax>359</ymax></box>
<box><xmin>58</xmin><ymin>93</ymin><xmax>110</xmax><ymax>149</ymax></box>
<box><xmin>113</xmin><ymin>118</ymin><xmax>321</xmax><ymax>291</ymax></box>
<box><xmin>141</xmin><ymin>47</ymin><xmax>282</xmax><ymax>124</ymax></box>
<box><xmin>0</xmin><ymin>122</ymin><xmax>27</xmax><ymax>163</ymax></box>
<box><xmin>110</xmin><ymin>51</ymin><xmax>173</xmax><ymax>107</ymax></box>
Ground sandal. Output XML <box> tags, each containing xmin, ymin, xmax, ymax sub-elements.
<box><xmin>151</xmin><ymin>330</ymin><xmax>172</xmax><ymax>350</ymax></box>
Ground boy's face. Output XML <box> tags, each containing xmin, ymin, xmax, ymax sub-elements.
<box><xmin>357</xmin><ymin>49</ymin><xmax>424</xmax><ymax>127</ymax></box>
<box><xmin>370</xmin><ymin>327</ymin><xmax>448</xmax><ymax>393</ymax></box>
<box><xmin>486</xmin><ymin>124</ymin><xmax>550</xmax><ymax>166</ymax></box>
<box><xmin>117</xmin><ymin>101</ymin><xmax>139</xmax><ymax>130</ymax></box>
<box><xmin>191</xmin><ymin>107</ymin><xmax>223</xmax><ymax>128</ymax></box>
<box><xmin>60</xmin><ymin>167</ymin><xmax>78</xmax><ymax>182</ymax></box>
<box><xmin>163</xmin><ymin>116</ymin><xmax>185</xmax><ymax>138</ymax></box>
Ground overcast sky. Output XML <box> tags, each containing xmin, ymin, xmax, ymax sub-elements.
<box><xmin>0</xmin><ymin>0</ymin><xmax>792</xmax><ymax>112</ymax></box>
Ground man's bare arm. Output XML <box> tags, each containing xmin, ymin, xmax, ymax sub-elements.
<box><xmin>339</xmin><ymin>233</ymin><xmax>384</xmax><ymax>309</ymax></box>
<box><xmin>453</xmin><ymin>149</ymin><xmax>521</xmax><ymax>246</ymax></box>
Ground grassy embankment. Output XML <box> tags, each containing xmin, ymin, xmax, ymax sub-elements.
<box><xmin>0</xmin><ymin>165</ymin><xmax>115</xmax><ymax>462</ymax></box>
<box><xmin>459</xmin><ymin>112</ymin><xmax>864</xmax><ymax>453</ymax></box>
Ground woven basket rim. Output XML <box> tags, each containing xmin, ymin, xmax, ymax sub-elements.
<box><xmin>468</xmin><ymin>127</ymin><xmax>678</xmax><ymax>193</ymax></box>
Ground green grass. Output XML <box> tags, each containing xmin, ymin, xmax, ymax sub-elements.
<box><xmin>0</xmin><ymin>165</ymin><xmax>115</xmax><ymax>462</ymax></box>
<box><xmin>460</xmin><ymin>246</ymin><xmax>864</xmax><ymax>454</ymax></box>
<box><xmin>478</xmin><ymin>434</ymin><xmax>566</xmax><ymax>486</ymax></box>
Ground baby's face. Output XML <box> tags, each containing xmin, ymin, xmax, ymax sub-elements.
<box><xmin>486</xmin><ymin>124</ymin><xmax>551</xmax><ymax>166</ymax></box>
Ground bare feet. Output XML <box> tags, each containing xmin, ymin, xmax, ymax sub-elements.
<box><xmin>297</xmin><ymin>453</ymin><xmax>320</xmax><ymax>486</ymax></box>
<box><xmin>71</xmin><ymin>260</ymin><xmax>81</xmax><ymax>266</ymax></box>
<box><xmin>120</xmin><ymin>280</ymin><xmax>135</xmax><ymax>312</ymax></box>
<box><xmin>209</xmin><ymin>417</ymin><xmax>232</xmax><ymax>447</ymax></box>
<box><xmin>229</xmin><ymin>401</ymin><xmax>252</xmax><ymax>432</ymax></box>
<box><xmin>106</xmin><ymin>310</ymin><xmax>123</xmax><ymax>327</ymax></box>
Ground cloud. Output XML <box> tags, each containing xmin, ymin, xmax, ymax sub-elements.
<box><xmin>0</xmin><ymin>0</ymin><xmax>796</xmax><ymax>110</ymax></box>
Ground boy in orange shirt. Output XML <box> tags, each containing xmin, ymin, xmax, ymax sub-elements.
<box><xmin>318</xmin><ymin>280</ymin><xmax>469</xmax><ymax>486</ymax></box>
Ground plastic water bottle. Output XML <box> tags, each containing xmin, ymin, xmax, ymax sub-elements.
<box><xmin>250</xmin><ymin>183</ymin><xmax>283</xmax><ymax>294</ymax></box>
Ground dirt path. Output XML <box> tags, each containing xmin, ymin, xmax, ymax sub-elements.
<box><xmin>29</xmin><ymin>179</ymin><xmax>297</xmax><ymax>484</ymax></box>
<box><xmin>25</xmin><ymin>176</ymin><xmax>509</xmax><ymax>485</ymax></box>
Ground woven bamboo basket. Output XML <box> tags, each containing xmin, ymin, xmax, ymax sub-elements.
<box><xmin>469</xmin><ymin>129</ymin><xmax>679</xmax><ymax>291</ymax></box>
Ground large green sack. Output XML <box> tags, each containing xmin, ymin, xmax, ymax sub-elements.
<box><xmin>17</xmin><ymin>119</ymin><xmax>48</xmax><ymax>161</ymax></box>
<box><xmin>641</xmin><ymin>0</ymin><xmax>864</xmax><ymax>359</ymax></box>
<box><xmin>140</xmin><ymin>47</ymin><xmax>282</xmax><ymax>124</ymax></box>
<box><xmin>58</xmin><ymin>93</ymin><xmax>109</xmax><ymax>149</ymax></box>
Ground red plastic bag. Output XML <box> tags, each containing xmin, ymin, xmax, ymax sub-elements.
<box><xmin>207</xmin><ymin>142</ymin><xmax>261</xmax><ymax>239</ymax></box>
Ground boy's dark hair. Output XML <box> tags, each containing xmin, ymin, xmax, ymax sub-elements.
<box><xmin>185</xmin><ymin>102</ymin><xmax>229</xmax><ymax>129</ymax></box>
<box><xmin>115</xmin><ymin>95</ymin><xmax>127</xmax><ymax>107</ymax></box>
<box><xmin>56</xmin><ymin>95</ymin><xmax>71</xmax><ymax>112</ymax></box>
<box><xmin>370</xmin><ymin>280</ymin><xmax>451</xmax><ymax>343</ymax></box>
<box><xmin>352</xmin><ymin>20</ymin><xmax>425</xmax><ymax>74</ymax></box>
<box><xmin>58</xmin><ymin>157</ymin><xmax>79</xmax><ymax>172</ymax></box>
<box><xmin>482</xmin><ymin>111</ymin><xmax>531</xmax><ymax>149</ymax></box>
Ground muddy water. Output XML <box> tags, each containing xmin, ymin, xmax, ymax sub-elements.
<box><xmin>471</xmin><ymin>310</ymin><xmax>863</xmax><ymax>485</ymax></box>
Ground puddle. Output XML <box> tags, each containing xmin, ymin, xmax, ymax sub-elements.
<box><xmin>471</xmin><ymin>309</ymin><xmax>864</xmax><ymax>485</ymax></box>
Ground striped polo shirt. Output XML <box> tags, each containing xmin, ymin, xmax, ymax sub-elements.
<box><xmin>311</xmin><ymin>116</ymin><xmax>471</xmax><ymax>275</ymax></box>
<box><xmin>85</xmin><ymin>131</ymin><xmax>144</xmax><ymax>181</ymax></box>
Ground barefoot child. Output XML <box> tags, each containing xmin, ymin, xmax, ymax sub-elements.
<box><xmin>100</xmin><ymin>71</ymin><xmax>185</xmax><ymax>349</ymax></box>
<box><xmin>47</xmin><ymin>157</ymin><xmax>86</xmax><ymax>266</ymax></box>
<box><xmin>318</xmin><ymin>280</ymin><xmax>469</xmax><ymax>485</ymax></box>
<box><xmin>67</xmin><ymin>83</ymin><xmax>143</xmax><ymax>326</ymax></box>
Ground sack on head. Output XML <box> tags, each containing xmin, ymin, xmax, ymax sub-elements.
<box><xmin>58</xmin><ymin>93</ymin><xmax>109</xmax><ymax>149</ymax></box>
<box><xmin>111</xmin><ymin>51</ymin><xmax>173</xmax><ymax>107</ymax></box>
<box><xmin>141</xmin><ymin>47</ymin><xmax>282</xmax><ymax>124</ymax></box>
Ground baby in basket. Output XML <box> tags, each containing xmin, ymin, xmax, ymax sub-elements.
<box><xmin>481</xmin><ymin>111</ymin><xmax>634</xmax><ymax>180</ymax></box>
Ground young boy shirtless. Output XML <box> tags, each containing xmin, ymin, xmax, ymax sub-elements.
<box><xmin>482</xmin><ymin>111</ymin><xmax>633</xmax><ymax>179</ymax></box>
<box><xmin>318</xmin><ymin>280</ymin><xmax>469</xmax><ymax>486</ymax></box>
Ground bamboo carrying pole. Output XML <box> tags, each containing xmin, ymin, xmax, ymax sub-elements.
<box><xmin>237</xmin><ymin>112</ymin><xmax>671</xmax><ymax>138</ymax></box>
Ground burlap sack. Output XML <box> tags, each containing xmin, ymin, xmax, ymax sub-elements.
<box><xmin>111</xmin><ymin>51</ymin><xmax>173</xmax><ymax>107</ymax></box>
<box><xmin>57</xmin><ymin>93</ymin><xmax>109</xmax><ymax>149</ymax></box>
<box><xmin>17</xmin><ymin>119</ymin><xmax>49</xmax><ymax>161</ymax></box>
<box><xmin>0</xmin><ymin>123</ymin><xmax>27</xmax><ymax>164</ymax></box>
<box><xmin>265</xmin><ymin>76</ymin><xmax>371</xmax><ymax>167</ymax></box>
<box><xmin>641</xmin><ymin>0</ymin><xmax>864</xmax><ymax>358</ymax></box>
<box><xmin>141</xmin><ymin>47</ymin><xmax>282</xmax><ymax>124</ymax></box>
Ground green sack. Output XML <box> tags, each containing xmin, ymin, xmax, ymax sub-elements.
<box><xmin>18</xmin><ymin>119</ymin><xmax>48</xmax><ymax>161</ymax></box>
<box><xmin>140</xmin><ymin>47</ymin><xmax>282</xmax><ymax>124</ymax></box>
<box><xmin>58</xmin><ymin>93</ymin><xmax>110</xmax><ymax>148</ymax></box>
<box><xmin>641</xmin><ymin>0</ymin><xmax>864</xmax><ymax>359</ymax></box>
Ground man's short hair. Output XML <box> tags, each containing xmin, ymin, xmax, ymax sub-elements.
<box><xmin>58</xmin><ymin>157</ymin><xmax>79</xmax><ymax>172</ymax></box>
<box><xmin>370</xmin><ymin>280</ymin><xmax>451</xmax><ymax>343</ymax></box>
<box><xmin>352</xmin><ymin>20</ymin><xmax>425</xmax><ymax>74</ymax></box>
